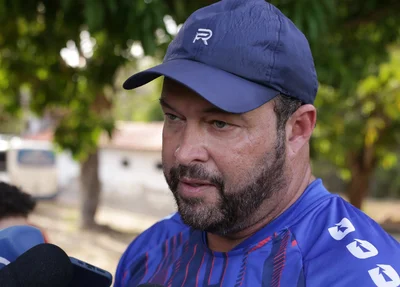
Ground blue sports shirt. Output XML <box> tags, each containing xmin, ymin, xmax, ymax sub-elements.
<box><xmin>115</xmin><ymin>179</ymin><xmax>400</xmax><ymax>286</ymax></box>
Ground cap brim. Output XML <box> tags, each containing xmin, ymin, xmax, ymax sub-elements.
<box><xmin>123</xmin><ymin>59</ymin><xmax>279</xmax><ymax>113</ymax></box>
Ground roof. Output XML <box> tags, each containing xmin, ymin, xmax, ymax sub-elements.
<box><xmin>22</xmin><ymin>121</ymin><xmax>164</xmax><ymax>152</ymax></box>
<box><xmin>101</xmin><ymin>121</ymin><xmax>163</xmax><ymax>151</ymax></box>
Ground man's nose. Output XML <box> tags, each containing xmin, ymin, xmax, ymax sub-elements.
<box><xmin>174</xmin><ymin>125</ymin><xmax>209</xmax><ymax>166</ymax></box>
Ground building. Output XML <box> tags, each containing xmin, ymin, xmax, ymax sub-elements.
<box><xmin>99</xmin><ymin>121</ymin><xmax>167</xmax><ymax>195</ymax></box>
<box><xmin>1</xmin><ymin>122</ymin><xmax>176</xmax><ymax>216</ymax></box>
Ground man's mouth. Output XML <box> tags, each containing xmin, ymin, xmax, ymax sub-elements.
<box><xmin>176</xmin><ymin>177</ymin><xmax>219</xmax><ymax>197</ymax></box>
<box><xmin>180</xmin><ymin>177</ymin><xmax>214</xmax><ymax>187</ymax></box>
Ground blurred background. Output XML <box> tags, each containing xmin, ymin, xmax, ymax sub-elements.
<box><xmin>0</xmin><ymin>0</ymin><xmax>400</xmax><ymax>278</ymax></box>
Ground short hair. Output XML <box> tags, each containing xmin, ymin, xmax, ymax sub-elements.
<box><xmin>0</xmin><ymin>182</ymin><xmax>36</xmax><ymax>220</ymax></box>
<box><xmin>273</xmin><ymin>94</ymin><xmax>303</xmax><ymax>131</ymax></box>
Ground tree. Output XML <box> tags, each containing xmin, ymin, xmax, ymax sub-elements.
<box><xmin>0</xmin><ymin>0</ymin><xmax>173</xmax><ymax>229</ymax></box>
<box><xmin>308</xmin><ymin>1</ymin><xmax>400</xmax><ymax>209</ymax></box>
<box><xmin>313</xmin><ymin>47</ymin><xmax>400</xmax><ymax>208</ymax></box>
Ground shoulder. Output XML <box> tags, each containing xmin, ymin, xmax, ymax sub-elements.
<box><xmin>115</xmin><ymin>212</ymin><xmax>188</xmax><ymax>286</ymax></box>
<box><xmin>291</xmin><ymin>195</ymin><xmax>399</xmax><ymax>258</ymax></box>
<box><xmin>291</xmin><ymin>196</ymin><xmax>400</xmax><ymax>286</ymax></box>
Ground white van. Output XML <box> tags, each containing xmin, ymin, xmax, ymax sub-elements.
<box><xmin>4</xmin><ymin>137</ymin><xmax>58</xmax><ymax>199</ymax></box>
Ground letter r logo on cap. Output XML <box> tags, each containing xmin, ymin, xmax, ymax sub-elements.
<box><xmin>193</xmin><ymin>28</ymin><xmax>213</xmax><ymax>45</ymax></box>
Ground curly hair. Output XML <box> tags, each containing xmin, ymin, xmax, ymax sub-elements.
<box><xmin>0</xmin><ymin>182</ymin><xmax>37</xmax><ymax>220</ymax></box>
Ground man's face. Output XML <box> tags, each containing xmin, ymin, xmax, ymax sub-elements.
<box><xmin>161</xmin><ymin>79</ymin><xmax>288</xmax><ymax>235</ymax></box>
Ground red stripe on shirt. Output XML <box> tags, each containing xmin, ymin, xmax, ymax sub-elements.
<box><xmin>220</xmin><ymin>254</ymin><xmax>229</xmax><ymax>286</ymax></box>
<box><xmin>181</xmin><ymin>244</ymin><xmax>198</xmax><ymax>287</ymax></box>
<box><xmin>195</xmin><ymin>252</ymin><xmax>206</xmax><ymax>287</ymax></box>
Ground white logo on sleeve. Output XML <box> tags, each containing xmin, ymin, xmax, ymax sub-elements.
<box><xmin>346</xmin><ymin>239</ymin><xmax>378</xmax><ymax>259</ymax></box>
<box><xmin>328</xmin><ymin>218</ymin><xmax>355</xmax><ymax>240</ymax></box>
<box><xmin>193</xmin><ymin>28</ymin><xmax>213</xmax><ymax>45</ymax></box>
<box><xmin>368</xmin><ymin>264</ymin><xmax>400</xmax><ymax>287</ymax></box>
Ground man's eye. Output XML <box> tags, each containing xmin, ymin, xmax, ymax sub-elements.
<box><xmin>212</xmin><ymin>120</ymin><xmax>228</xmax><ymax>129</ymax></box>
<box><xmin>165</xmin><ymin>113</ymin><xmax>179</xmax><ymax>121</ymax></box>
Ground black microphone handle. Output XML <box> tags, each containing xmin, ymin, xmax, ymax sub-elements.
<box><xmin>0</xmin><ymin>265</ymin><xmax>18</xmax><ymax>287</ymax></box>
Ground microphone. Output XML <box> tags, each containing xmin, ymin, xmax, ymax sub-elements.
<box><xmin>0</xmin><ymin>225</ymin><xmax>45</xmax><ymax>269</ymax></box>
<box><xmin>0</xmin><ymin>243</ymin><xmax>73</xmax><ymax>287</ymax></box>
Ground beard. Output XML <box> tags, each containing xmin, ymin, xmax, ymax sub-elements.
<box><xmin>163</xmin><ymin>130</ymin><xmax>287</xmax><ymax>236</ymax></box>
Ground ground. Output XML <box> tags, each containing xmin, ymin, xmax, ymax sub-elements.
<box><xmin>30</xmin><ymin>199</ymin><xmax>158</xmax><ymax>278</ymax></box>
<box><xmin>29</xmin><ymin>193</ymin><xmax>400</xmax><ymax>285</ymax></box>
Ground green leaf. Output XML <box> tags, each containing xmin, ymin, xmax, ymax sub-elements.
<box><xmin>380</xmin><ymin>152</ymin><xmax>397</xmax><ymax>170</ymax></box>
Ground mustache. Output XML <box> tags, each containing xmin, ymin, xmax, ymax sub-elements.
<box><xmin>169</xmin><ymin>164</ymin><xmax>224</xmax><ymax>190</ymax></box>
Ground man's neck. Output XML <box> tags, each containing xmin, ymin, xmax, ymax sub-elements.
<box><xmin>0</xmin><ymin>216</ymin><xmax>29</xmax><ymax>230</ymax></box>
<box><xmin>206</xmin><ymin>167</ymin><xmax>315</xmax><ymax>252</ymax></box>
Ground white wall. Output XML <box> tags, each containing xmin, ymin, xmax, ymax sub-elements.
<box><xmin>41</xmin><ymin>146</ymin><xmax>175</xmax><ymax>216</ymax></box>
<box><xmin>99</xmin><ymin>148</ymin><xmax>169</xmax><ymax>195</ymax></box>
<box><xmin>56</xmin><ymin>148</ymin><xmax>169</xmax><ymax>194</ymax></box>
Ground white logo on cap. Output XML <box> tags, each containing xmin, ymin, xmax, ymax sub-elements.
<box><xmin>193</xmin><ymin>28</ymin><xmax>213</xmax><ymax>45</ymax></box>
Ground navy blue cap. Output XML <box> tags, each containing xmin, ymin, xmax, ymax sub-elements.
<box><xmin>123</xmin><ymin>0</ymin><xmax>318</xmax><ymax>113</ymax></box>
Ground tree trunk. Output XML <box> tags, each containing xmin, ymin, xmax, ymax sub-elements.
<box><xmin>347</xmin><ymin>164</ymin><xmax>374</xmax><ymax>209</ymax></box>
<box><xmin>346</xmin><ymin>147</ymin><xmax>376</xmax><ymax>210</ymax></box>
<box><xmin>80</xmin><ymin>149</ymin><xmax>101</xmax><ymax>229</ymax></box>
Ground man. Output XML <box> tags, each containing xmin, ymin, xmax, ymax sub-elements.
<box><xmin>115</xmin><ymin>0</ymin><xmax>400</xmax><ymax>286</ymax></box>
<box><xmin>0</xmin><ymin>181</ymin><xmax>49</xmax><ymax>242</ymax></box>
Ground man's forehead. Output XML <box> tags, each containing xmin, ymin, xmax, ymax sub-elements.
<box><xmin>162</xmin><ymin>77</ymin><xmax>197</xmax><ymax>96</ymax></box>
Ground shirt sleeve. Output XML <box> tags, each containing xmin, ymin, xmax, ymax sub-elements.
<box><xmin>302</xmin><ymin>198</ymin><xmax>400</xmax><ymax>286</ymax></box>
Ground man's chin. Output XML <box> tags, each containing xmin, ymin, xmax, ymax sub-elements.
<box><xmin>177</xmin><ymin>206</ymin><xmax>227</xmax><ymax>232</ymax></box>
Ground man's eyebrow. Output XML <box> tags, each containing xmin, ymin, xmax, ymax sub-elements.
<box><xmin>159</xmin><ymin>98</ymin><xmax>177</xmax><ymax>112</ymax></box>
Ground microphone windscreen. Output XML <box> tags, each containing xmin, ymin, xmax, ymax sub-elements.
<box><xmin>0</xmin><ymin>243</ymin><xmax>73</xmax><ymax>287</ymax></box>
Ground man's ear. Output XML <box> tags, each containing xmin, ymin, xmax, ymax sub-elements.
<box><xmin>285</xmin><ymin>104</ymin><xmax>317</xmax><ymax>157</ymax></box>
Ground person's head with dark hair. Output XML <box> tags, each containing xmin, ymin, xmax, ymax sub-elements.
<box><xmin>0</xmin><ymin>181</ymin><xmax>37</xmax><ymax>229</ymax></box>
